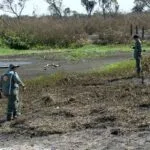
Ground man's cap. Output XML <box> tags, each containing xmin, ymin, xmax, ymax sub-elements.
<box><xmin>133</xmin><ymin>34</ymin><xmax>139</xmax><ymax>39</ymax></box>
<box><xmin>9</xmin><ymin>64</ymin><xmax>20</xmax><ymax>69</ymax></box>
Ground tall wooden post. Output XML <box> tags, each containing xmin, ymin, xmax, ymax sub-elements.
<box><xmin>136</xmin><ymin>25</ymin><xmax>138</xmax><ymax>34</ymax></box>
<box><xmin>130</xmin><ymin>24</ymin><xmax>133</xmax><ymax>36</ymax></box>
<box><xmin>142</xmin><ymin>26</ymin><xmax>144</xmax><ymax>40</ymax></box>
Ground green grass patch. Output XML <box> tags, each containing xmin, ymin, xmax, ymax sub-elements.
<box><xmin>88</xmin><ymin>59</ymin><xmax>135</xmax><ymax>78</ymax></box>
<box><xmin>0</xmin><ymin>44</ymin><xmax>133</xmax><ymax>58</ymax></box>
<box><xmin>0</xmin><ymin>48</ymin><xmax>61</xmax><ymax>56</ymax></box>
<box><xmin>25</xmin><ymin>72</ymin><xmax>66</xmax><ymax>88</ymax></box>
<box><xmin>58</xmin><ymin>44</ymin><xmax>150</xmax><ymax>60</ymax></box>
<box><xmin>65</xmin><ymin>44</ymin><xmax>131</xmax><ymax>60</ymax></box>
<box><xmin>0</xmin><ymin>43</ymin><xmax>149</xmax><ymax>60</ymax></box>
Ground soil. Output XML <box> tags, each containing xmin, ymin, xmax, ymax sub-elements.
<box><xmin>0</xmin><ymin>52</ymin><xmax>150</xmax><ymax>150</ymax></box>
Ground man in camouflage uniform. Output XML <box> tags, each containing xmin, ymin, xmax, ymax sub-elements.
<box><xmin>0</xmin><ymin>64</ymin><xmax>25</xmax><ymax>121</ymax></box>
<box><xmin>133</xmin><ymin>34</ymin><xmax>142</xmax><ymax>76</ymax></box>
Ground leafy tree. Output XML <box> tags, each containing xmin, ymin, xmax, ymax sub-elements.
<box><xmin>142</xmin><ymin>0</ymin><xmax>150</xmax><ymax>8</ymax></box>
<box><xmin>46</xmin><ymin>0</ymin><xmax>63</xmax><ymax>17</ymax></box>
<box><xmin>81</xmin><ymin>0</ymin><xmax>97</xmax><ymax>16</ymax></box>
<box><xmin>0</xmin><ymin>0</ymin><xmax>28</xmax><ymax>19</ymax></box>
<box><xmin>71</xmin><ymin>10</ymin><xmax>79</xmax><ymax>17</ymax></box>
<box><xmin>132</xmin><ymin>1</ymin><xmax>145</xmax><ymax>12</ymax></box>
<box><xmin>63</xmin><ymin>7</ymin><xmax>71</xmax><ymax>16</ymax></box>
<box><xmin>132</xmin><ymin>0</ymin><xmax>149</xmax><ymax>12</ymax></box>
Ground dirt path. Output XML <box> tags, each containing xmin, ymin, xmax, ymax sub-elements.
<box><xmin>0</xmin><ymin>52</ymin><xmax>131</xmax><ymax>79</ymax></box>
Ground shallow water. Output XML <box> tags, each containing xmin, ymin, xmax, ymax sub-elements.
<box><xmin>0</xmin><ymin>62</ymin><xmax>32</xmax><ymax>68</ymax></box>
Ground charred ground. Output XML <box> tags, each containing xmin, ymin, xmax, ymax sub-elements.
<box><xmin>0</xmin><ymin>55</ymin><xmax>150</xmax><ymax>149</ymax></box>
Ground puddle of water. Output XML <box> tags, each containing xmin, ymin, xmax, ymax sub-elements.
<box><xmin>131</xmin><ymin>77</ymin><xmax>150</xmax><ymax>85</ymax></box>
<box><xmin>132</xmin><ymin>78</ymin><xmax>143</xmax><ymax>85</ymax></box>
<box><xmin>143</xmin><ymin>78</ymin><xmax>150</xmax><ymax>86</ymax></box>
<box><xmin>0</xmin><ymin>62</ymin><xmax>32</xmax><ymax>68</ymax></box>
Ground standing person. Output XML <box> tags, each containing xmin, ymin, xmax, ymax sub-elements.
<box><xmin>133</xmin><ymin>34</ymin><xmax>142</xmax><ymax>77</ymax></box>
<box><xmin>0</xmin><ymin>64</ymin><xmax>25</xmax><ymax>121</ymax></box>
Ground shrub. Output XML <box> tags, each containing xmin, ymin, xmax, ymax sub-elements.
<box><xmin>3</xmin><ymin>31</ymin><xmax>30</xmax><ymax>50</ymax></box>
<box><xmin>0</xmin><ymin>13</ymin><xmax>150</xmax><ymax>49</ymax></box>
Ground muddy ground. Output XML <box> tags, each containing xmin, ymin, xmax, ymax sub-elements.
<box><xmin>0</xmin><ymin>52</ymin><xmax>131</xmax><ymax>79</ymax></box>
<box><xmin>0</xmin><ymin>52</ymin><xmax>150</xmax><ymax>150</ymax></box>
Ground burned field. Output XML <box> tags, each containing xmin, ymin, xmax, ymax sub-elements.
<box><xmin>0</xmin><ymin>56</ymin><xmax>150</xmax><ymax>149</ymax></box>
<box><xmin>21</xmin><ymin>75</ymin><xmax>150</xmax><ymax>137</ymax></box>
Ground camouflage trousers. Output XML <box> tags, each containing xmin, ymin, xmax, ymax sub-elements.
<box><xmin>135</xmin><ymin>57</ymin><xmax>142</xmax><ymax>75</ymax></box>
<box><xmin>6</xmin><ymin>89</ymin><xmax>20</xmax><ymax>121</ymax></box>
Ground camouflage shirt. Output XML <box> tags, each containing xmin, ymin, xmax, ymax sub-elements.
<box><xmin>133</xmin><ymin>39</ymin><xmax>142</xmax><ymax>59</ymax></box>
<box><xmin>0</xmin><ymin>70</ymin><xmax>24</xmax><ymax>96</ymax></box>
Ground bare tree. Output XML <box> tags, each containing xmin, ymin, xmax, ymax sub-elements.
<box><xmin>81</xmin><ymin>0</ymin><xmax>97</xmax><ymax>16</ymax></box>
<box><xmin>46</xmin><ymin>0</ymin><xmax>63</xmax><ymax>17</ymax></box>
<box><xmin>0</xmin><ymin>0</ymin><xmax>28</xmax><ymax>19</ymax></box>
<box><xmin>98</xmin><ymin>0</ymin><xmax>119</xmax><ymax>18</ymax></box>
<box><xmin>108</xmin><ymin>0</ymin><xmax>119</xmax><ymax>15</ymax></box>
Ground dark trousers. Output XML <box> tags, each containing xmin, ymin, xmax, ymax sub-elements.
<box><xmin>7</xmin><ymin>89</ymin><xmax>19</xmax><ymax>121</ymax></box>
<box><xmin>135</xmin><ymin>57</ymin><xmax>142</xmax><ymax>74</ymax></box>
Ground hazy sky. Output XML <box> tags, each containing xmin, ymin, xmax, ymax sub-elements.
<box><xmin>0</xmin><ymin>0</ymin><xmax>135</xmax><ymax>16</ymax></box>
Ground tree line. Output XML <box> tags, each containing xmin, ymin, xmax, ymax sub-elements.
<box><xmin>0</xmin><ymin>0</ymin><xmax>149</xmax><ymax>50</ymax></box>
<box><xmin>0</xmin><ymin>0</ymin><xmax>150</xmax><ymax>19</ymax></box>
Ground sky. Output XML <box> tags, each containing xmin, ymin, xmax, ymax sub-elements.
<box><xmin>0</xmin><ymin>0</ymin><xmax>135</xmax><ymax>16</ymax></box>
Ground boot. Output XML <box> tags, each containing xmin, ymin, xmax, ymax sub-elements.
<box><xmin>7</xmin><ymin>114</ymin><xmax>12</xmax><ymax>121</ymax></box>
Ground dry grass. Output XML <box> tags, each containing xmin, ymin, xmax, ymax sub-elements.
<box><xmin>1</xmin><ymin>13</ymin><xmax>150</xmax><ymax>48</ymax></box>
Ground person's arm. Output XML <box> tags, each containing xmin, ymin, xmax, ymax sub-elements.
<box><xmin>0</xmin><ymin>76</ymin><xmax>2</xmax><ymax>90</ymax></box>
<box><xmin>135</xmin><ymin>41</ymin><xmax>142</xmax><ymax>57</ymax></box>
<box><xmin>13</xmin><ymin>72</ymin><xmax>25</xmax><ymax>87</ymax></box>
<box><xmin>0</xmin><ymin>76</ymin><xmax>3</xmax><ymax>98</ymax></box>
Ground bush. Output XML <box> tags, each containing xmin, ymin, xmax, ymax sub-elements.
<box><xmin>3</xmin><ymin>32</ymin><xmax>30</xmax><ymax>50</ymax></box>
<box><xmin>0</xmin><ymin>13</ymin><xmax>150</xmax><ymax>49</ymax></box>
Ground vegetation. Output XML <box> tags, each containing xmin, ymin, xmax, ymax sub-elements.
<box><xmin>0</xmin><ymin>43</ymin><xmax>150</xmax><ymax>61</ymax></box>
<box><xmin>81</xmin><ymin>0</ymin><xmax>97</xmax><ymax>16</ymax></box>
<box><xmin>46</xmin><ymin>0</ymin><xmax>63</xmax><ymax>17</ymax></box>
<box><xmin>0</xmin><ymin>13</ymin><xmax>149</xmax><ymax>50</ymax></box>
<box><xmin>0</xmin><ymin>44</ymin><xmax>136</xmax><ymax>59</ymax></box>
<box><xmin>133</xmin><ymin>0</ymin><xmax>150</xmax><ymax>13</ymax></box>
<box><xmin>66</xmin><ymin>44</ymin><xmax>130</xmax><ymax>60</ymax></box>
<box><xmin>98</xmin><ymin>0</ymin><xmax>119</xmax><ymax>18</ymax></box>
<box><xmin>0</xmin><ymin>0</ymin><xmax>28</xmax><ymax>19</ymax></box>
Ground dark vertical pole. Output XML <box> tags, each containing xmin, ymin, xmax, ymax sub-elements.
<box><xmin>136</xmin><ymin>25</ymin><xmax>138</xmax><ymax>34</ymax></box>
<box><xmin>130</xmin><ymin>24</ymin><xmax>133</xmax><ymax>36</ymax></box>
<box><xmin>142</xmin><ymin>26</ymin><xmax>144</xmax><ymax>40</ymax></box>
